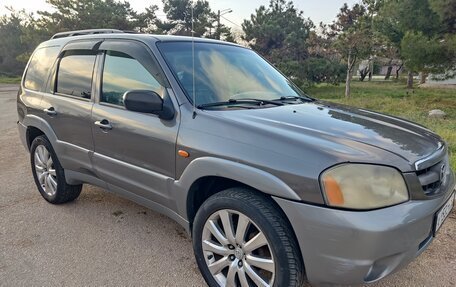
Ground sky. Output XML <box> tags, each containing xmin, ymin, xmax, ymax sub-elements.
<box><xmin>0</xmin><ymin>0</ymin><xmax>359</xmax><ymax>28</ymax></box>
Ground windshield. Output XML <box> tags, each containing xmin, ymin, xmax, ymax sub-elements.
<box><xmin>157</xmin><ymin>42</ymin><xmax>308</xmax><ymax>107</ymax></box>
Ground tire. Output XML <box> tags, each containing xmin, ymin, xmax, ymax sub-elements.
<box><xmin>192</xmin><ymin>187</ymin><xmax>304</xmax><ymax>287</ymax></box>
<box><xmin>30</xmin><ymin>135</ymin><xmax>82</xmax><ymax>204</ymax></box>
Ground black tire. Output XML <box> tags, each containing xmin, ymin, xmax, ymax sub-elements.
<box><xmin>192</xmin><ymin>187</ymin><xmax>305</xmax><ymax>287</ymax></box>
<box><xmin>30</xmin><ymin>135</ymin><xmax>82</xmax><ymax>204</ymax></box>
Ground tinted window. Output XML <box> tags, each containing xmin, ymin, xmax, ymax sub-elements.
<box><xmin>56</xmin><ymin>51</ymin><xmax>96</xmax><ymax>98</ymax></box>
<box><xmin>158</xmin><ymin>42</ymin><xmax>307</xmax><ymax>106</ymax></box>
<box><xmin>24</xmin><ymin>46</ymin><xmax>60</xmax><ymax>91</ymax></box>
<box><xmin>101</xmin><ymin>51</ymin><xmax>164</xmax><ymax>106</ymax></box>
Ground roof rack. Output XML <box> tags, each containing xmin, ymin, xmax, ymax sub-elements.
<box><xmin>51</xmin><ymin>29</ymin><xmax>124</xmax><ymax>39</ymax></box>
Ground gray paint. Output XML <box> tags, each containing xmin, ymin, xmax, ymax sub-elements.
<box><xmin>274</xmin><ymin>182</ymin><xmax>455</xmax><ymax>285</ymax></box>
<box><xmin>17</xmin><ymin>32</ymin><xmax>455</xmax><ymax>286</ymax></box>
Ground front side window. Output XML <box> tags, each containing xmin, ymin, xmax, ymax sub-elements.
<box><xmin>56</xmin><ymin>51</ymin><xmax>96</xmax><ymax>99</ymax></box>
<box><xmin>101</xmin><ymin>51</ymin><xmax>164</xmax><ymax>106</ymax></box>
<box><xmin>157</xmin><ymin>42</ymin><xmax>307</xmax><ymax>106</ymax></box>
<box><xmin>24</xmin><ymin>46</ymin><xmax>60</xmax><ymax>91</ymax></box>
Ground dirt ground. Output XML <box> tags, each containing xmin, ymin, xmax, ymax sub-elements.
<box><xmin>0</xmin><ymin>84</ymin><xmax>455</xmax><ymax>286</ymax></box>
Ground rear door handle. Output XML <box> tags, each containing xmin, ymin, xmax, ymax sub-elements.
<box><xmin>43</xmin><ymin>107</ymin><xmax>57</xmax><ymax>116</ymax></box>
<box><xmin>94</xmin><ymin>119</ymin><xmax>112</xmax><ymax>130</ymax></box>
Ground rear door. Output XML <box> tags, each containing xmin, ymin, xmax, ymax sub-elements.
<box><xmin>91</xmin><ymin>39</ymin><xmax>179</xmax><ymax>208</ymax></box>
<box><xmin>40</xmin><ymin>40</ymin><xmax>101</xmax><ymax>172</ymax></box>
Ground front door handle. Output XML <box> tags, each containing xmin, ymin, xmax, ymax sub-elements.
<box><xmin>94</xmin><ymin>119</ymin><xmax>112</xmax><ymax>130</ymax></box>
<box><xmin>43</xmin><ymin>107</ymin><xmax>57</xmax><ymax>116</ymax></box>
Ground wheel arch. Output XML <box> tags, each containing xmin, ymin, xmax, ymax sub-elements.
<box><xmin>26</xmin><ymin>126</ymin><xmax>45</xmax><ymax>150</ymax></box>
<box><xmin>23</xmin><ymin>114</ymin><xmax>58</xmax><ymax>150</ymax></box>
<box><xmin>173</xmin><ymin>157</ymin><xmax>301</xmax><ymax>230</ymax></box>
<box><xmin>185</xmin><ymin>176</ymin><xmax>249</xmax><ymax>228</ymax></box>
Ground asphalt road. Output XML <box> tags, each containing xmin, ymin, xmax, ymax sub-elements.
<box><xmin>0</xmin><ymin>84</ymin><xmax>455</xmax><ymax>286</ymax></box>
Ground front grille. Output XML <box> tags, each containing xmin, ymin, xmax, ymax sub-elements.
<box><xmin>416</xmin><ymin>154</ymin><xmax>450</xmax><ymax>196</ymax></box>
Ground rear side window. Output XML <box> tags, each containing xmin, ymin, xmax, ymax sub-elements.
<box><xmin>56</xmin><ymin>51</ymin><xmax>96</xmax><ymax>99</ymax></box>
<box><xmin>24</xmin><ymin>46</ymin><xmax>60</xmax><ymax>91</ymax></box>
<box><xmin>101</xmin><ymin>51</ymin><xmax>164</xmax><ymax>106</ymax></box>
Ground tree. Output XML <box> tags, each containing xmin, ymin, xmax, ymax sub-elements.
<box><xmin>159</xmin><ymin>0</ymin><xmax>233</xmax><ymax>40</ymax></box>
<box><xmin>242</xmin><ymin>0</ymin><xmax>314</xmax><ymax>86</ymax></box>
<box><xmin>160</xmin><ymin>0</ymin><xmax>211</xmax><ymax>36</ymax></box>
<box><xmin>375</xmin><ymin>0</ymin><xmax>445</xmax><ymax>88</ymax></box>
<box><xmin>37</xmin><ymin>0</ymin><xmax>152</xmax><ymax>34</ymax></box>
<box><xmin>401</xmin><ymin>31</ymin><xmax>454</xmax><ymax>83</ymax></box>
<box><xmin>0</xmin><ymin>9</ymin><xmax>40</xmax><ymax>75</ymax></box>
<box><xmin>243</xmin><ymin>0</ymin><xmax>313</xmax><ymax>59</ymax></box>
<box><xmin>326</xmin><ymin>3</ymin><xmax>372</xmax><ymax>97</ymax></box>
<box><xmin>136</xmin><ymin>5</ymin><xmax>162</xmax><ymax>33</ymax></box>
<box><xmin>304</xmin><ymin>30</ymin><xmax>346</xmax><ymax>85</ymax></box>
<box><xmin>428</xmin><ymin>0</ymin><xmax>456</xmax><ymax>80</ymax></box>
<box><xmin>429</xmin><ymin>0</ymin><xmax>456</xmax><ymax>33</ymax></box>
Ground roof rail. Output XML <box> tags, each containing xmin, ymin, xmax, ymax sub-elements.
<box><xmin>50</xmin><ymin>29</ymin><xmax>124</xmax><ymax>39</ymax></box>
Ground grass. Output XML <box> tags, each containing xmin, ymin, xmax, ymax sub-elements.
<box><xmin>305</xmin><ymin>80</ymin><xmax>456</xmax><ymax>171</ymax></box>
<box><xmin>0</xmin><ymin>76</ymin><xmax>21</xmax><ymax>84</ymax></box>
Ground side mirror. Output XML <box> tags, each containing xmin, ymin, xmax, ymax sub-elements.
<box><xmin>123</xmin><ymin>90</ymin><xmax>174</xmax><ymax>120</ymax></box>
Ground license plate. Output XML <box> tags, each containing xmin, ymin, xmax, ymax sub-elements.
<box><xmin>434</xmin><ymin>192</ymin><xmax>455</xmax><ymax>234</ymax></box>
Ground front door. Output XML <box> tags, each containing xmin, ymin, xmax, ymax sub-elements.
<box><xmin>91</xmin><ymin>40</ymin><xmax>179</xmax><ymax>208</ymax></box>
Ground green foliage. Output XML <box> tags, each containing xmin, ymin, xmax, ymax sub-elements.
<box><xmin>160</xmin><ymin>0</ymin><xmax>233</xmax><ymax>40</ymax></box>
<box><xmin>242</xmin><ymin>0</ymin><xmax>313</xmax><ymax>61</ymax></box>
<box><xmin>0</xmin><ymin>9</ymin><xmax>38</xmax><ymax>75</ymax></box>
<box><xmin>0</xmin><ymin>75</ymin><xmax>21</xmax><ymax>84</ymax></box>
<box><xmin>401</xmin><ymin>31</ymin><xmax>449</xmax><ymax>73</ymax></box>
<box><xmin>301</xmin><ymin>58</ymin><xmax>346</xmax><ymax>86</ymax></box>
<box><xmin>429</xmin><ymin>0</ymin><xmax>456</xmax><ymax>33</ymax></box>
<box><xmin>241</xmin><ymin>0</ymin><xmax>347</xmax><ymax>86</ymax></box>
<box><xmin>38</xmin><ymin>0</ymin><xmax>151</xmax><ymax>33</ymax></box>
<box><xmin>136</xmin><ymin>5</ymin><xmax>161</xmax><ymax>33</ymax></box>
<box><xmin>374</xmin><ymin>0</ymin><xmax>455</xmax><ymax>82</ymax></box>
<box><xmin>160</xmin><ymin>0</ymin><xmax>212</xmax><ymax>36</ymax></box>
<box><xmin>379</xmin><ymin>0</ymin><xmax>440</xmax><ymax>37</ymax></box>
<box><xmin>329</xmin><ymin>3</ymin><xmax>373</xmax><ymax>59</ymax></box>
<box><xmin>374</xmin><ymin>3</ymin><xmax>403</xmax><ymax>48</ymax></box>
<box><xmin>324</xmin><ymin>2</ymin><xmax>374</xmax><ymax>97</ymax></box>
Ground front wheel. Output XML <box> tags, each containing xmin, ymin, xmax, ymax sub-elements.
<box><xmin>192</xmin><ymin>188</ymin><xmax>304</xmax><ymax>287</ymax></box>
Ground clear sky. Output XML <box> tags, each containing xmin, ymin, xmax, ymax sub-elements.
<box><xmin>0</xmin><ymin>0</ymin><xmax>359</xmax><ymax>27</ymax></box>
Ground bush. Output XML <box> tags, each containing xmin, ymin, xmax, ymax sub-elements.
<box><xmin>302</xmin><ymin>57</ymin><xmax>346</xmax><ymax>86</ymax></box>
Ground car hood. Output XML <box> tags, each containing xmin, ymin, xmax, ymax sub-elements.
<box><xmin>211</xmin><ymin>101</ymin><xmax>443</xmax><ymax>168</ymax></box>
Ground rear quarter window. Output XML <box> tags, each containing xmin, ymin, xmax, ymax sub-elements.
<box><xmin>56</xmin><ymin>50</ymin><xmax>96</xmax><ymax>99</ymax></box>
<box><xmin>24</xmin><ymin>46</ymin><xmax>60</xmax><ymax>91</ymax></box>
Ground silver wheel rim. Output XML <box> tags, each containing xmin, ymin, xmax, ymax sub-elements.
<box><xmin>202</xmin><ymin>209</ymin><xmax>275</xmax><ymax>287</ymax></box>
<box><xmin>34</xmin><ymin>145</ymin><xmax>57</xmax><ymax>196</ymax></box>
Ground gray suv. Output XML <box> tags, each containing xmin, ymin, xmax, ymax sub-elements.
<box><xmin>17</xmin><ymin>29</ymin><xmax>455</xmax><ymax>286</ymax></box>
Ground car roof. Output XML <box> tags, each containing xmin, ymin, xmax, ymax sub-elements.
<box><xmin>39</xmin><ymin>32</ymin><xmax>241</xmax><ymax>48</ymax></box>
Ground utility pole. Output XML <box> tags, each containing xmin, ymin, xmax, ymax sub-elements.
<box><xmin>216</xmin><ymin>9</ymin><xmax>232</xmax><ymax>40</ymax></box>
<box><xmin>217</xmin><ymin>10</ymin><xmax>221</xmax><ymax>40</ymax></box>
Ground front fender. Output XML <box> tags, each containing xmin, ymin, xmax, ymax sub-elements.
<box><xmin>171</xmin><ymin>156</ymin><xmax>301</xmax><ymax>220</ymax></box>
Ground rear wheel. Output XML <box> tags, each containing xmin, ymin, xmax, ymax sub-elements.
<box><xmin>30</xmin><ymin>135</ymin><xmax>82</xmax><ymax>204</ymax></box>
<box><xmin>193</xmin><ymin>188</ymin><xmax>304</xmax><ymax>287</ymax></box>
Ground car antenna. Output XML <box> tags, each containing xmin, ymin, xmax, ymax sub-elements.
<box><xmin>191</xmin><ymin>2</ymin><xmax>197</xmax><ymax>119</ymax></box>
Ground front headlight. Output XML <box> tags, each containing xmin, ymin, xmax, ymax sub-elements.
<box><xmin>320</xmin><ymin>164</ymin><xmax>409</xmax><ymax>210</ymax></box>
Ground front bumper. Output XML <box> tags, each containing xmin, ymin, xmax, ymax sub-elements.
<box><xmin>274</xmin><ymin>180</ymin><xmax>455</xmax><ymax>286</ymax></box>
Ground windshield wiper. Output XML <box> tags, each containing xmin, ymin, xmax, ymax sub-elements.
<box><xmin>276</xmin><ymin>95</ymin><xmax>315</xmax><ymax>102</ymax></box>
<box><xmin>197</xmin><ymin>98</ymin><xmax>283</xmax><ymax>109</ymax></box>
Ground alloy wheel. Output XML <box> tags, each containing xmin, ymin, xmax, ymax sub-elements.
<box><xmin>202</xmin><ymin>209</ymin><xmax>275</xmax><ymax>287</ymax></box>
<box><xmin>34</xmin><ymin>145</ymin><xmax>57</xmax><ymax>196</ymax></box>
